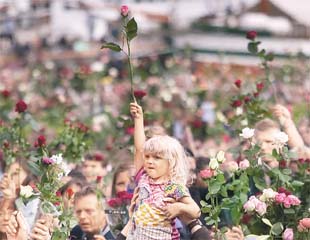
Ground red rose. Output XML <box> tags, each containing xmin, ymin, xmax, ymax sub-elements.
<box><xmin>244</xmin><ymin>96</ymin><xmax>251</xmax><ymax>103</ymax></box>
<box><xmin>298</xmin><ymin>158</ymin><xmax>305</xmax><ymax>164</ymax></box>
<box><xmin>66</xmin><ymin>188</ymin><xmax>74</xmax><ymax>198</ymax></box>
<box><xmin>125</xmin><ymin>127</ymin><xmax>134</xmax><ymax>135</ymax></box>
<box><xmin>241</xmin><ymin>214</ymin><xmax>252</xmax><ymax>224</ymax></box>
<box><xmin>256</xmin><ymin>82</ymin><xmax>264</xmax><ymax>91</ymax></box>
<box><xmin>234</xmin><ymin>79</ymin><xmax>242</xmax><ymax>88</ymax></box>
<box><xmin>56</xmin><ymin>191</ymin><xmax>62</xmax><ymax>197</ymax></box>
<box><xmin>1</xmin><ymin>90</ymin><xmax>10</xmax><ymax>98</ymax></box>
<box><xmin>96</xmin><ymin>176</ymin><xmax>103</xmax><ymax>183</ymax></box>
<box><xmin>54</xmin><ymin>201</ymin><xmax>60</xmax><ymax>206</ymax></box>
<box><xmin>253</xmin><ymin>92</ymin><xmax>259</xmax><ymax>98</ymax></box>
<box><xmin>117</xmin><ymin>191</ymin><xmax>133</xmax><ymax>201</ymax></box>
<box><xmin>76</xmin><ymin>122</ymin><xmax>89</xmax><ymax>133</ymax></box>
<box><xmin>231</xmin><ymin>100</ymin><xmax>242</xmax><ymax>108</ymax></box>
<box><xmin>107</xmin><ymin>198</ymin><xmax>122</xmax><ymax>208</ymax></box>
<box><xmin>15</xmin><ymin>100</ymin><xmax>27</xmax><ymax>113</ymax></box>
<box><xmin>246</xmin><ymin>31</ymin><xmax>257</xmax><ymax>40</ymax></box>
<box><xmin>279</xmin><ymin>160</ymin><xmax>286</xmax><ymax>169</ymax></box>
<box><xmin>3</xmin><ymin>140</ymin><xmax>10</xmax><ymax>148</ymax></box>
<box><xmin>191</xmin><ymin>119</ymin><xmax>204</xmax><ymax>129</ymax></box>
<box><xmin>35</xmin><ymin>135</ymin><xmax>46</xmax><ymax>147</ymax></box>
<box><xmin>94</xmin><ymin>152</ymin><xmax>104</xmax><ymax>161</ymax></box>
<box><xmin>134</xmin><ymin>90</ymin><xmax>147</xmax><ymax>100</ymax></box>
<box><xmin>120</xmin><ymin>5</ymin><xmax>129</xmax><ymax>17</ymax></box>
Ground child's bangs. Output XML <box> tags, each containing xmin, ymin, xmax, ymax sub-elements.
<box><xmin>144</xmin><ymin>136</ymin><xmax>171</xmax><ymax>159</ymax></box>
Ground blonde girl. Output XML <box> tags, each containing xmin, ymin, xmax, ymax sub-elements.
<box><xmin>128</xmin><ymin>103</ymin><xmax>200</xmax><ymax>240</ymax></box>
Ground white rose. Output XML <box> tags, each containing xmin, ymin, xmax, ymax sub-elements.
<box><xmin>226</xmin><ymin>161</ymin><xmax>239</xmax><ymax>173</ymax></box>
<box><xmin>236</xmin><ymin>107</ymin><xmax>243</xmax><ymax>116</ymax></box>
<box><xmin>239</xmin><ymin>127</ymin><xmax>255</xmax><ymax>139</ymax></box>
<box><xmin>241</xmin><ymin>119</ymin><xmax>248</xmax><ymax>126</ymax></box>
<box><xmin>239</xmin><ymin>159</ymin><xmax>250</xmax><ymax>170</ymax></box>
<box><xmin>20</xmin><ymin>185</ymin><xmax>34</xmax><ymax>198</ymax></box>
<box><xmin>216</xmin><ymin>150</ymin><xmax>226</xmax><ymax>163</ymax></box>
<box><xmin>51</xmin><ymin>153</ymin><xmax>63</xmax><ymax>165</ymax></box>
<box><xmin>209</xmin><ymin>157</ymin><xmax>219</xmax><ymax>170</ymax></box>
<box><xmin>273</xmin><ymin>131</ymin><xmax>289</xmax><ymax>145</ymax></box>
<box><xmin>260</xmin><ymin>188</ymin><xmax>277</xmax><ymax>202</ymax></box>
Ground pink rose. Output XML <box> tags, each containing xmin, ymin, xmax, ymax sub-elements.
<box><xmin>243</xmin><ymin>200</ymin><xmax>255</xmax><ymax>212</ymax></box>
<box><xmin>255</xmin><ymin>201</ymin><xmax>267</xmax><ymax>216</ymax></box>
<box><xmin>275</xmin><ymin>193</ymin><xmax>286</xmax><ymax>204</ymax></box>
<box><xmin>120</xmin><ymin>5</ymin><xmax>129</xmax><ymax>17</ymax></box>
<box><xmin>283</xmin><ymin>197</ymin><xmax>292</xmax><ymax>208</ymax></box>
<box><xmin>200</xmin><ymin>168</ymin><xmax>214</xmax><ymax>179</ymax></box>
<box><xmin>298</xmin><ymin>218</ymin><xmax>310</xmax><ymax>232</ymax></box>
<box><xmin>42</xmin><ymin>157</ymin><xmax>54</xmax><ymax>165</ymax></box>
<box><xmin>239</xmin><ymin>159</ymin><xmax>250</xmax><ymax>170</ymax></box>
<box><xmin>287</xmin><ymin>195</ymin><xmax>301</xmax><ymax>206</ymax></box>
<box><xmin>282</xmin><ymin>228</ymin><xmax>293</xmax><ymax>240</ymax></box>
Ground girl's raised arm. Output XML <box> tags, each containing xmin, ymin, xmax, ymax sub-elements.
<box><xmin>130</xmin><ymin>102</ymin><xmax>146</xmax><ymax>172</ymax></box>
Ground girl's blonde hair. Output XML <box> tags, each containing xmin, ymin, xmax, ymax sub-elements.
<box><xmin>143</xmin><ymin>135</ymin><xmax>189</xmax><ymax>185</ymax></box>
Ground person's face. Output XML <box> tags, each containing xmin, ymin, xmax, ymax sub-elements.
<box><xmin>7</xmin><ymin>162</ymin><xmax>27</xmax><ymax>187</ymax></box>
<box><xmin>187</xmin><ymin>156</ymin><xmax>197</xmax><ymax>186</ymax></box>
<box><xmin>82</xmin><ymin>160</ymin><xmax>106</xmax><ymax>183</ymax></box>
<box><xmin>0</xmin><ymin>208</ymin><xmax>14</xmax><ymax>232</ymax></box>
<box><xmin>115</xmin><ymin>171</ymin><xmax>130</xmax><ymax>194</ymax></box>
<box><xmin>144</xmin><ymin>153</ymin><xmax>169</xmax><ymax>183</ymax></box>
<box><xmin>74</xmin><ymin>194</ymin><xmax>106</xmax><ymax>234</ymax></box>
<box><xmin>255</xmin><ymin>128</ymin><xmax>280</xmax><ymax>168</ymax></box>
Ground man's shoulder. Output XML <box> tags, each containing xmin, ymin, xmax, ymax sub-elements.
<box><xmin>69</xmin><ymin>225</ymin><xmax>84</xmax><ymax>239</ymax></box>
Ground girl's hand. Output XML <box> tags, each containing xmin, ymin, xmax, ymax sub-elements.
<box><xmin>271</xmin><ymin>104</ymin><xmax>292</xmax><ymax>127</ymax></box>
<box><xmin>130</xmin><ymin>102</ymin><xmax>143</xmax><ymax>119</ymax></box>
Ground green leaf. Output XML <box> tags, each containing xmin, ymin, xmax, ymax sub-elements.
<box><xmin>291</xmin><ymin>180</ymin><xmax>304</xmax><ymax>187</ymax></box>
<box><xmin>283</xmin><ymin>208</ymin><xmax>295</xmax><ymax>214</ymax></box>
<box><xmin>101</xmin><ymin>42</ymin><xmax>122</xmax><ymax>52</ymax></box>
<box><xmin>27</xmin><ymin>160</ymin><xmax>42</xmax><ymax>177</ymax></box>
<box><xmin>126</xmin><ymin>17</ymin><xmax>138</xmax><ymax>41</ymax></box>
<box><xmin>209</xmin><ymin>181</ymin><xmax>221</xmax><ymax>194</ymax></box>
<box><xmin>271</xmin><ymin>222</ymin><xmax>283</xmax><ymax>235</ymax></box>
<box><xmin>248</xmin><ymin>42</ymin><xmax>260</xmax><ymax>54</ymax></box>
<box><xmin>262</xmin><ymin>218</ymin><xmax>272</xmax><ymax>227</ymax></box>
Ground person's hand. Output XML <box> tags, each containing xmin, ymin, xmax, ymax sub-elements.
<box><xmin>271</xmin><ymin>104</ymin><xmax>292</xmax><ymax>127</ymax></box>
<box><xmin>30</xmin><ymin>218</ymin><xmax>52</xmax><ymax>240</ymax></box>
<box><xmin>224</xmin><ymin>226</ymin><xmax>244</xmax><ymax>240</ymax></box>
<box><xmin>0</xmin><ymin>173</ymin><xmax>16</xmax><ymax>199</ymax></box>
<box><xmin>130</xmin><ymin>102</ymin><xmax>143</xmax><ymax>119</ymax></box>
<box><xmin>128</xmin><ymin>187</ymin><xmax>139</xmax><ymax>218</ymax></box>
<box><xmin>6</xmin><ymin>211</ymin><xmax>28</xmax><ymax>240</ymax></box>
<box><xmin>162</xmin><ymin>197</ymin><xmax>183</xmax><ymax>220</ymax></box>
<box><xmin>93</xmin><ymin>235</ymin><xmax>106</xmax><ymax>240</ymax></box>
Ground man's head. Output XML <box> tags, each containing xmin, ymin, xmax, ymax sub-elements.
<box><xmin>74</xmin><ymin>185</ymin><xmax>106</xmax><ymax>234</ymax></box>
<box><xmin>254</xmin><ymin>119</ymin><xmax>280</xmax><ymax>168</ymax></box>
<box><xmin>82</xmin><ymin>153</ymin><xmax>108</xmax><ymax>183</ymax></box>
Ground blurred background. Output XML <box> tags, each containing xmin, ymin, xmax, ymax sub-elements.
<box><xmin>0</xmin><ymin>0</ymin><xmax>309</xmax><ymax>160</ymax></box>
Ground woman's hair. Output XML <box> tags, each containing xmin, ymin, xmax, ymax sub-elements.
<box><xmin>144</xmin><ymin>135</ymin><xmax>188</xmax><ymax>185</ymax></box>
<box><xmin>111</xmin><ymin>162</ymin><xmax>134</xmax><ymax>197</ymax></box>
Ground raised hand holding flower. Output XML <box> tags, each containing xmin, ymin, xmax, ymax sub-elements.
<box><xmin>101</xmin><ymin>5</ymin><xmax>138</xmax><ymax>102</ymax></box>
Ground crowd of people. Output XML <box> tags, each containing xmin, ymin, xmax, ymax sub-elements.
<box><xmin>1</xmin><ymin>9</ymin><xmax>310</xmax><ymax>239</ymax></box>
<box><xmin>0</xmin><ymin>95</ymin><xmax>309</xmax><ymax>239</ymax></box>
